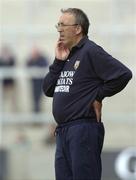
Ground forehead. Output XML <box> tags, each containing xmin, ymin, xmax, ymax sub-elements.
<box><xmin>58</xmin><ymin>13</ymin><xmax>76</xmax><ymax>23</ymax></box>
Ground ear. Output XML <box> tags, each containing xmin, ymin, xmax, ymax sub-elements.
<box><xmin>75</xmin><ymin>25</ymin><xmax>82</xmax><ymax>35</ymax></box>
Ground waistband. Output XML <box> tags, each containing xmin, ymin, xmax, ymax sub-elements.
<box><xmin>54</xmin><ymin>118</ymin><xmax>103</xmax><ymax>136</ymax></box>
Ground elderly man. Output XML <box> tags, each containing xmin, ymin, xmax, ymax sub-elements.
<box><xmin>43</xmin><ymin>8</ymin><xmax>132</xmax><ymax>180</ymax></box>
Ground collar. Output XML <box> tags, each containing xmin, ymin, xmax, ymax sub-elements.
<box><xmin>71</xmin><ymin>36</ymin><xmax>88</xmax><ymax>52</ymax></box>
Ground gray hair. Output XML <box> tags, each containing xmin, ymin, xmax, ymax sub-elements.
<box><xmin>61</xmin><ymin>8</ymin><xmax>90</xmax><ymax>35</ymax></box>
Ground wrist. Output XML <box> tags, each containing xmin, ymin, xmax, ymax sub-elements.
<box><xmin>54</xmin><ymin>58</ymin><xmax>67</xmax><ymax>65</ymax></box>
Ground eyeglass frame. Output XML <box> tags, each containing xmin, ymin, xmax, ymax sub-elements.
<box><xmin>55</xmin><ymin>23</ymin><xmax>79</xmax><ymax>29</ymax></box>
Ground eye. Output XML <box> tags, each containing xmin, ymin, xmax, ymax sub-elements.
<box><xmin>58</xmin><ymin>23</ymin><xmax>64</xmax><ymax>26</ymax></box>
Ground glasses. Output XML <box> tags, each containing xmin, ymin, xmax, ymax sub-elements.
<box><xmin>55</xmin><ymin>23</ymin><xmax>78</xmax><ymax>29</ymax></box>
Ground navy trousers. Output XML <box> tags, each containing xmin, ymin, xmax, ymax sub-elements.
<box><xmin>55</xmin><ymin>119</ymin><xmax>105</xmax><ymax>180</ymax></box>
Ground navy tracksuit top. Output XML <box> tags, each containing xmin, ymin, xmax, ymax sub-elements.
<box><xmin>43</xmin><ymin>36</ymin><xmax>132</xmax><ymax>124</ymax></box>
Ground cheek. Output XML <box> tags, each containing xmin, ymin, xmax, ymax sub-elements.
<box><xmin>65</xmin><ymin>30</ymin><xmax>76</xmax><ymax>38</ymax></box>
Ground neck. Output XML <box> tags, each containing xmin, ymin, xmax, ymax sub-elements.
<box><xmin>68</xmin><ymin>35</ymin><xmax>84</xmax><ymax>50</ymax></box>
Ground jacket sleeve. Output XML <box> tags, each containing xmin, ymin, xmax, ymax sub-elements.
<box><xmin>91</xmin><ymin>45</ymin><xmax>132</xmax><ymax>102</ymax></box>
<box><xmin>42</xmin><ymin>58</ymin><xmax>66</xmax><ymax>97</ymax></box>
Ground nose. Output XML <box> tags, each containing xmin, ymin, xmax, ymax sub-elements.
<box><xmin>57</xmin><ymin>27</ymin><xmax>63</xmax><ymax>33</ymax></box>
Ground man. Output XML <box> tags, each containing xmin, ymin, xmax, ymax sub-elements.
<box><xmin>27</xmin><ymin>46</ymin><xmax>48</xmax><ymax>112</ymax></box>
<box><xmin>0</xmin><ymin>45</ymin><xmax>16</xmax><ymax>112</ymax></box>
<box><xmin>43</xmin><ymin>8</ymin><xmax>132</xmax><ymax>180</ymax></box>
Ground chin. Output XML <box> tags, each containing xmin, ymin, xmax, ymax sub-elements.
<box><xmin>62</xmin><ymin>41</ymin><xmax>68</xmax><ymax>47</ymax></box>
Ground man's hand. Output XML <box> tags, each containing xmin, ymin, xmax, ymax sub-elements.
<box><xmin>55</xmin><ymin>40</ymin><xmax>70</xmax><ymax>60</ymax></box>
<box><xmin>93</xmin><ymin>100</ymin><xmax>102</xmax><ymax>122</ymax></box>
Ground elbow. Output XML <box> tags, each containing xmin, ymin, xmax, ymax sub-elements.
<box><xmin>126</xmin><ymin>70</ymin><xmax>132</xmax><ymax>81</ymax></box>
<box><xmin>121</xmin><ymin>70</ymin><xmax>133</xmax><ymax>87</ymax></box>
<box><xmin>42</xmin><ymin>81</ymin><xmax>54</xmax><ymax>97</ymax></box>
<box><xmin>42</xmin><ymin>86</ymin><xmax>53</xmax><ymax>97</ymax></box>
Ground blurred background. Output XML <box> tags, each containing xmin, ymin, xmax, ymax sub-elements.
<box><xmin>0</xmin><ymin>0</ymin><xmax>135</xmax><ymax>180</ymax></box>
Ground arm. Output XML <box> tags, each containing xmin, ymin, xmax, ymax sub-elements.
<box><xmin>91</xmin><ymin>45</ymin><xmax>132</xmax><ymax>122</ymax></box>
<box><xmin>42</xmin><ymin>40</ymin><xmax>70</xmax><ymax>97</ymax></box>
<box><xmin>91</xmin><ymin>45</ymin><xmax>132</xmax><ymax>102</ymax></box>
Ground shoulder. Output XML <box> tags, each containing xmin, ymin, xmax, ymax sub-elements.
<box><xmin>84</xmin><ymin>39</ymin><xmax>108</xmax><ymax>58</ymax></box>
<box><xmin>84</xmin><ymin>39</ymin><xmax>100</xmax><ymax>52</ymax></box>
<box><xmin>85</xmin><ymin>39</ymin><xmax>102</xmax><ymax>51</ymax></box>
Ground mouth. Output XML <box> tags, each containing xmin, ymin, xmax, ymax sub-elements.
<box><xmin>59</xmin><ymin>35</ymin><xmax>65</xmax><ymax>41</ymax></box>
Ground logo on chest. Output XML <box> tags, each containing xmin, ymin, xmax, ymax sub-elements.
<box><xmin>74</xmin><ymin>60</ymin><xmax>80</xmax><ymax>70</ymax></box>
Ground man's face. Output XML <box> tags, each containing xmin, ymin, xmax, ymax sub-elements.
<box><xmin>57</xmin><ymin>13</ymin><xmax>78</xmax><ymax>47</ymax></box>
